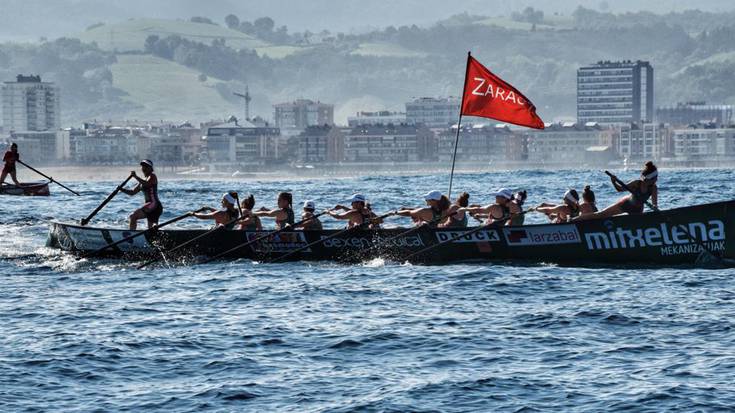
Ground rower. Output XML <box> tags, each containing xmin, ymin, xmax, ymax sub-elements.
<box><xmin>395</xmin><ymin>190</ymin><xmax>451</xmax><ymax>227</ymax></box>
<box><xmin>254</xmin><ymin>192</ymin><xmax>294</xmax><ymax>230</ymax></box>
<box><xmin>575</xmin><ymin>161</ymin><xmax>658</xmax><ymax>221</ymax></box>
<box><xmin>0</xmin><ymin>143</ymin><xmax>20</xmax><ymax>185</ymax></box>
<box><xmin>536</xmin><ymin>189</ymin><xmax>580</xmax><ymax>223</ymax></box>
<box><xmin>509</xmin><ymin>190</ymin><xmax>528</xmax><ymax>226</ymax></box>
<box><xmin>193</xmin><ymin>192</ymin><xmax>240</xmax><ymax>229</ymax></box>
<box><xmin>579</xmin><ymin>186</ymin><xmax>598</xmax><ymax>217</ymax></box>
<box><xmin>458</xmin><ymin>188</ymin><xmax>519</xmax><ymax>226</ymax></box>
<box><xmin>295</xmin><ymin>200</ymin><xmax>323</xmax><ymax>230</ymax></box>
<box><xmin>328</xmin><ymin>193</ymin><xmax>376</xmax><ymax>228</ymax></box>
<box><xmin>237</xmin><ymin>194</ymin><xmax>262</xmax><ymax>231</ymax></box>
<box><xmin>439</xmin><ymin>192</ymin><xmax>469</xmax><ymax>228</ymax></box>
<box><xmin>119</xmin><ymin>159</ymin><xmax>163</xmax><ymax>230</ymax></box>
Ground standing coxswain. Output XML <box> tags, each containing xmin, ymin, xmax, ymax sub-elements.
<box><xmin>1</xmin><ymin>143</ymin><xmax>20</xmax><ymax>185</ymax></box>
<box><xmin>119</xmin><ymin>159</ymin><xmax>163</xmax><ymax>230</ymax></box>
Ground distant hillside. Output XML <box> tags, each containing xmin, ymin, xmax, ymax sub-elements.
<box><xmin>76</xmin><ymin>18</ymin><xmax>267</xmax><ymax>52</ymax></box>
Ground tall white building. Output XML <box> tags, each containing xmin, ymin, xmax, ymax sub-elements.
<box><xmin>577</xmin><ymin>61</ymin><xmax>653</xmax><ymax>125</ymax></box>
<box><xmin>2</xmin><ymin>75</ymin><xmax>60</xmax><ymax>132</ymax></box>
<box><xmin>405</xmin><ymin>97</ymin><xmax>460</xmax><ymax>127</ymax></box>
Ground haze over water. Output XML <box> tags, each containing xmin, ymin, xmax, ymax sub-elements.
<box><xmin>2</xmin><ymin>169</ymin><xmax>735</xmax><ymax>411</ymax></box>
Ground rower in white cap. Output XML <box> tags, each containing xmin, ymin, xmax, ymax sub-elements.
<box><xmin>458</xmin><ymin>188</ymin><xmax>520</xmax><ymax>225</ymax></box>
<box><xmin>192</xmin><ymin>191</ymin><xmax>240</xmax><ymax>229</ymax></box>
<box><xmin>535</xmin><ymin>189</ymin><xmax>580</xmax><ymax>223</ymax></box>
<box><xmin>295</xmin><ymin>200</ymin><xmax>323</xmax><ymax>231</ymax></box>
<box><xmin>395</xmin><ymin>190</ymin><xmax>452</xmax><ymax>227</ymax></box>
<box><xmin>328</xmin><ymin>193</ymin><xmax>377</xmax><ymax>228</ymax></box>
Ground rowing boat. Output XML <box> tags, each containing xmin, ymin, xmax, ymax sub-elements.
<box><xmin>1</xmin><ymin>181</ymin><xmax>50</xmax><ymax>196</ymax></box>
<box><xmin>47</xmin><ymin>200</ymin><xmax>735</xmax><ymax>266</ymax></box>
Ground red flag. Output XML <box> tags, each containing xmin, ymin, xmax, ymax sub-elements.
<box><xmin>460</xmin><ymin>55</ymin><xmax>544</xmax><ymax>129</ymax></box>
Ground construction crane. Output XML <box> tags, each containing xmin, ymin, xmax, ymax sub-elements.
<box><xmin>233</xmin><ymin>86</ymin><xmax>252</xmax><ymax>122</ymax></box>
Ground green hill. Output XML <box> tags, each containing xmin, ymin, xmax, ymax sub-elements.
<box><xmin>76</xmin><ymin>18</ymin><xmax>268</xmax><ymax>52</ymax></box>
<box><xmin>109</xmin><ymin>54</ymin><xmax>237</xmax><ymax>121</ymax></box>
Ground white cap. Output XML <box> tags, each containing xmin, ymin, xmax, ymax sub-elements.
<box><xmin>423</xmin><ymin>190</ymin><xmax>443</xmax><ymax>201</ymax></box>
<box><xmin>350</xmin><ymin>193</ymin><xmax>366</xmax><ymax>203</ymax></box>
<box><xmin>564</xmin><ymin>189</ymin><xmax>579</xmax><ymax>203</ymax></box>
<box><xmin>303</xmin><ymin>200</ymin><xmax>316</xmax><ymax>210</ymax></box>
<box><xmin>493</xmin><ymin>188</ymin><xmax>513</xmax><ymax>200</ymax></box>
<box><xmin>223</xmin><ymin>192</ymin><xmax>237</xmax><ymax>205</ymax></box>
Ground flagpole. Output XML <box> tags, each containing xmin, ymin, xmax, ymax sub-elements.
<box><xmin>447</xmin><ymin>51</ymin><xmax>472</xmax><ymax>199</ymax></box>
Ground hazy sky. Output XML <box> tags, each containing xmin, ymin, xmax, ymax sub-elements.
<box><xmin>1</xmin><ymin>0</ymin><xmax>734</xmax><ymax>41</ymax></box>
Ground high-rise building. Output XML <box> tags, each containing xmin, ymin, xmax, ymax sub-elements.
<box><xmin>405</xmin><ymin>97</ymin><xmax>460</xmax><ymax>127</ymax></box>
<box><xmin>577</xmin><ymin>61</ymin><xmax>653</xmax><ymax>125</ymax></box>
<box><xmin>273</xmin><ymin>99</ymin><xmax>333</xmax><ymax>135</ymax></box>
<box><xmin>2</xmin><ymin>74</ymin><xmax>60</xmax><ymax>132</ymax></box>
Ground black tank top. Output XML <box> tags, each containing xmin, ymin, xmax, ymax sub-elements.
<box><xmin>276</xmin><ymin>207</ymin><xmax>294</xmax><ymax>229</ymax></box>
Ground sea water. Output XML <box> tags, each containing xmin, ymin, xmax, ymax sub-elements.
<box><xmin>2</xmin><ymin>169</ymin><xmax>734</xmax><ymax>412</ymax></box>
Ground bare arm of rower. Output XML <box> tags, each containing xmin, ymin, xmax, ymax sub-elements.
<box><xmin>535</xmin><ymin>205</ymin><xmax>566</xmax><ymax>215</ymax></box>
<box><xmin>459</xmin><ymin>205</ymin><xmax>492</xmax><ymax>215</ymax></box>
<box><xmin>327</xmin><ymin>210</ymin><xmax>355</xmax><ymax>220</ymax></box>
<box><xmin>253</xmin><ymin>208</ymin><xmax>287</xmax><ymax>221</ymax></box>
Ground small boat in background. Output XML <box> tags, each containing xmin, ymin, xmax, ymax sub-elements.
<box><xmin>0</xmin><ymin>181</ymin><xmax>50</xmax><ymax>196</ymax></box>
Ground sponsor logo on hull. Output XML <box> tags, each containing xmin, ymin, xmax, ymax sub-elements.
<box><xmin>246</xmin><ymin>231</ymin><xmax>309</xmax><ymax>252</ymax></box>
<box><xmin>503</xmin><ymin>225</ymin><xmax>581</xmax><ymax>246</ymax></box>
<box><xmin>323</xmin><ymin>235</ymin><xmax>424</xmax><ymax>249</ymax></box>
<box><xmin>435</xmin><ymin>230</ymin><xmax>500</xmax><ymax>243</ymax></box>
<box><xmin>584</xmin><ymin>220</ymin><xmax>726</xmax><ymax>256</ymax></box>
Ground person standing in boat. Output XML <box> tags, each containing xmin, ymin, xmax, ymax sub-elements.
<box><xmin>254</xmin><ymin>192</ymin><xmax>294</xmax><ymax>229</ymax></box>
<box><xmin>575</xmin><ymin>162</ymin><xmax>658</xmax><ymax>221</ymax></box>
<box><xmin>119</xmin><ymin>159</ymin><xmax>163</xmax><ymax>230</ymax></box>
<box><xmin>439</xmin><ymin>192</ymin><xmax>470</xmax><ymax>228</ymax></box>
<box><xmin>237</xmin><ymin>194</ymin><xmax>262</xmax><ymax>231</ymax></box>
<box><xmin>295</xmin><ymin>200</ymin><xmax>323</xmax><ymax>231</ymax></box>
<box><xmin>193</xmin><ymin>192</ymin><xmax>240</xmax><ymax>229</ymax></box>
<box><xmin>328</xmin><ymin>193</ymin><xmax>377</xmax><ymax>229</ymax></box>
<box><xmin>1</xmin><ymin>142</ymin><xmax>20</xmax><ymax>186</ymax></box>
<box><xmin>395</xmin><ymin>190</ymin><xmax>452</xmax><ymax>227</ymax></box>
<box><xmin>458</xmin><ymin>188</ymin><xmax>519</xmax><ymax>226</ymax></box>
<box><xmin>536</xmin><ymin>189</ymin><xmax>580</xmax><ymax>223</ymax></box>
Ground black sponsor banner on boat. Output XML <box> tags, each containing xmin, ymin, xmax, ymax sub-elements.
<box><xmin>245</xmin><ymin>231</ymin><xmax>309</xmax><ymax>252</ymax></box>
<box><xmin>435</xmin><ymin>229</ymin><xmax>500</xmax><ymax>243</ymax></box>
<box><xmin>503</xmin><ymin>225</ymin><xmax>581</xmax><ymax>246</ymax></box>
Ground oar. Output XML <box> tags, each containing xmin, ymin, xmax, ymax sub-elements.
<box><xmin>17</xmin><ymin>160</ymin><xmax>80</xmax><ymax>196</ymax></box>
<box><xmin>196</xmin><ymin>210</ymin><xmax>332</xmax><ymax>266</ymax></box>
<box><xmin>605</xmin><ymin>170</ymin><xmax>722</xmax><ymax>263</ymax></box>
<box><xmin>80</xmin><ymin>207</ymin><xmax>208</xmax><ymax>258</ymax></box>
<box><xmin>136</xmin><ymin>210</ymin><xmax>250</xmax><ymax>269</ymax></box>
<box><xmin>267</xmin><ymin>210</ymin><xmax>397</xmax><ymax>264</ymax></box>
<box><xmin>404</xmin><ymin>208</ymin><xmax>534</xmax><ymax>261</ymax></box>
<box><xmin>80</xmin><ymin>176</ymin><xmax>134</xmax><ymax>226</ymax></box>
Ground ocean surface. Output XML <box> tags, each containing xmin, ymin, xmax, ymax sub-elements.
<box><xmin>2</xmin><ymin>169</ymin><xmax>735</xmax><ymax>412</ymax></box>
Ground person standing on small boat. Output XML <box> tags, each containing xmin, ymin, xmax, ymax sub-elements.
<box><xmin>458</xmin><ymin>188</ymin><xmax>519</xmax><ymax>226</ymax></box>
<box><xmin>193</xmin><ymin>192</ymin><xmax>240</xmax><ymax>229</ymax></box>
<box><xmin>579</xmin><ymin>186</ymin><xmax>598</xmax><ymax>217</ymax></box>
<box><xmin>328</xmin><ymin>193</ymin><xmax>376</xmax><ymax>228</ymax></box>
<box><xmin>254</xmin><ymin>192</ymin><xmax>294</xmax><ymax>229</ymax></box>
<box><xmin>1</xmin><ymin>143</ymin><xmax>20</xmax><ymax>185</ymax></box>
<box><xmin>296</xmin><ymin>200</ymin><xmax>323</xmax><ymax>230</ymax></box>
<box><xmin>119</xmin><ymin>159</ymin><xmax>163</xmax><ymax>230</ymax></box>
<box><xmin>439</xmin><ymin>192</ymin><xmax>469</xmax><ymax>228</ymax></box>
<box><xmin>396</xmin><ymin>190</ymin><xmax>451</xmax><ymax>227</ymax></box>
<box><xmin>237</xmin><ymin>194</ymin><xmax>262</xmax><ymax>231</ymax></box>
<box><xmin>536</xmin><ymin>189</ymin><xmax>580</xmax><ymax>223</ymax></box>
<box><xmin>575</xmin><ymin>162</ymin><xmax>658</xmax><ymax>221</ymax></box>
